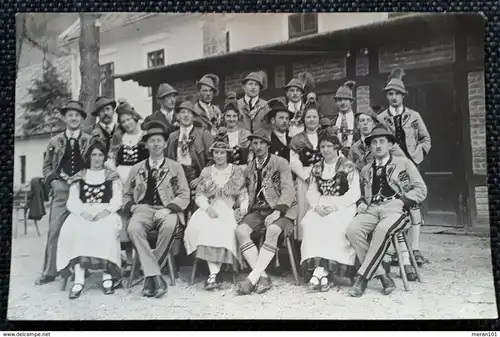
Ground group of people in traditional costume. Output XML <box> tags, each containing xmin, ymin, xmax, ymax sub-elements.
<box><xmin>34</xmin><ymin>65</ymin><xmax>431</xmax><ymax>300</ymax></box>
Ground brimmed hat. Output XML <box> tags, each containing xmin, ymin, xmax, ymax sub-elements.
<box><xmin>223</xmin><ymin>98</ymin><xmax>239</xmax><ymax>115</ymax></box>
<box><xmin>157</xmin><ymin>83</ymin><xmax>178</xmax><ymax>99</ymax></box>
<box><xmin>334</xmin><ymin>80</ymin><xmax>356</xmax><ymax>101</ymax></box>
<box><xmin>319</xmin><ymin>129</ymin><xmax>342</xmax><ymax>148</ymax></box>
<box><xmin>364</xmin><ymin>125</ymin><xmax>397</xmax><ymax>146</ymax></box>
<box><xmin>92</xmin><ymin>96</ymin><xmax>117</xmax><ymax>117</ymax></box>
<box><xmin>241</xmin><ymin>71</ymin><xmax>268</xmax><ymax>90</ymax></box>
<box><xmin>197</xmin><ymin>74</ymin><xmax>220</xmax><ymax>95</ymax></box>
<box><xmin>141</xmin><ymin>120</ymin><xmax>170</xmax><ymax>142</ymax></box>
<box><xmin>209</xmin><ymin>127</ymin><xmax>232</xmax><ymax>152</ymax></box>
<box><xmin>383</xmin><ymin>68</ymin><xmax>407</xmax><ymax>95</ymax></box>
<box><xmin>248</xmin><ymin>128</ymin><xmax>271</xmax><ymax>145</ymax></box>
<box><xmin>285</xmin><ymin>71</ymin><xmax>315</xmax><ymax>93</ymax></box>
<box><xmin>176</xmin><ymin>99</ymin><xmax>198</xmax><ymax>115</ymax></box>
<box><xmin>355</xmin><ymin>104</ymin><xmax>383</xmax><ymax>122</ymax></box>
<box><xmin>60</xmin><ymin>100</ymin><xmax>87</xmax><ymax>119</ymax></box>
<box><xmin>116</xmin><ymin>99</ymin><xmax>143</xmax><ymax>121</ymax></box>
<box><xmin>265</xmin><ymin>97</ymin><xmax>293</xmax><ymax>121</ymax></box>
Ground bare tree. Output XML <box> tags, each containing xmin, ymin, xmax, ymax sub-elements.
<box><xmin>15</xmin><ymin>14</ymin><xmax>27</xmax><ymax>73</ymax></box>
<box><xmin>78</xmin><ymin>13</ymin><xmax>101</xmax><ymax>132</ymax></box>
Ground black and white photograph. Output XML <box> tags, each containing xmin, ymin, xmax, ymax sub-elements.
<box><xmin>10</xmin><ymin>12</ymin><xmax>497</xmax><ymax>320</ymax></box>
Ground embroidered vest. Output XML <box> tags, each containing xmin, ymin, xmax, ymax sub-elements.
<box><xmin>79</xmin><ymin>180</ymin><xmax>113</xmax><ymax>203</ymax></box>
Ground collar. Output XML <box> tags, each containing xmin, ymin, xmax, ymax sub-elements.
<box><xmin>65</xmin><ymin>129</ymin><xmax>81</xmax><ymax>139</ymax></box>
<box><xmin>340</xmin><ymin>109</ymin><xmax>354</xmax><ymax>116</ymax></box>
<box><xmin>148</xmin><ymin>157</ymin><xmax>165</xmax><ymax>169</ymax></box>
<box><xmin>274</xmin><ymin>130</ymin><xmax>286</xmax><ymax>139</ymax></box>
<box><xmin>288</xmin><ymin>100</ymin><xmax>302</xmax><ymax>111</ymax></box>
<box><xmin>100</xmin><ymin>122</ymin><xmax>115</xmax><ymax>132</ymax></box>
<box><xmin>389</xmin><ymin>105</ymin><xmax>404</xmax><ymax>117</ymax></box>
<box><xmin>375</xmin><ymin>155</ymin><xmax>391</xmax><ymax>166</ymax></box>
<box><xmin>256</xmin><ymin>154</ymin><xmax>270</xmax><ymax>169</ymax></box>
<box><xmin>198</xmin><ymin>101</ymin><xmax>212</xmax><ymax>110</ymax></box>
<box><xmin>244</xmin><ymin>95</ymin><xmax>259</xmax><ymax>106</ymax></box>
<box><xmin>180</xmin><ymin>124</ymin><xmax>194</xmax><ymax>135</ymax></box>
<box><xmin>160</xmin><ymin>108</ymin><xmax>174</xmax><ymax>116</ymax></box>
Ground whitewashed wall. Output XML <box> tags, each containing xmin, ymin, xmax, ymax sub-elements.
<box><xmin>14</xmin><ymin>136</ymin><xmax>50</xmax><ymax>188</ymax></box>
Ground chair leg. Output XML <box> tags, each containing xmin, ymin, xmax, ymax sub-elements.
<box><xmin>24</xmin><ymin>211</ymin><xmax>28</xmax><ymax>235</ymax></box>
<box><xmin>127</xmin><ymin>250</ymin><xmax>140</xmax><ymax>288</ymax></box>
<box><xmin>61</xmin><ymin>276</ymin><xmax>68</xmax><ymax>291</ymax></box>
<box><xmin>285</xmin><ymin>237</ymin><xmax>300</xmax><ymax>286</ymax></box>
<box><xmin>167</xmin><ymin>253</ymin><xmax>176</xmax><ymax>286</ymax></box>
<box><xmin>190</xmin><ymin>258</ymin><xmax>198</xmax><ymax>286</ymax></box>
<box><xmin>34</xmin><ymin>220</ymin><xmax>41</xmax><ymax>237</ymax></box>
<box><xmin>403</xmin><ymin>231</ymin><xmax>423</xmax><ymax>283</ymax></box>
<box><xmin>392</xmin><ymin>235</ymin><xmax>409</xmax><ymax>291</ymax></box>
<box><xmin>232</xmin><ymin>260</ymin><xmax>239</xmax><ymax>284</ymax></box>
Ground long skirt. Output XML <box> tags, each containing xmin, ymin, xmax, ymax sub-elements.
<box><xmin>184</xmin><ymin>199</ymin><xmax>239</xmax><ymax>266</ymax></box>
<box><xmin>57</xmin><ymin>208</ymin><xmax>122</xmax><ymax>280</ymax></box>
<box><xmin>300</xmin><ymin>203</ymin><xmax>356</xmax><ymax>275</ymax></box>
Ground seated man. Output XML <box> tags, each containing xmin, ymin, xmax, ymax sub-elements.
<box><xmin>346</xmin><ymin>125</ymin><xmax>427</xmax><ymax>298</ymax></box>
<box><xmin>122</xmin><ymin>120</ymin><xmax>190</xmax><ymax>298</ymax></box>
<box><xmin>235</xmin><ymin>128</ymin><xmax>297</xmax><ymax>295</ymax></box>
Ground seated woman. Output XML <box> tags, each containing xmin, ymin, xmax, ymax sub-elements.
<box><xmin>300</xmin><ymin>131</ymin><xmax>361</xmax><ymax>292</ymax></box>
<box><xmin>184</xmin><ymin>130</ymin><xmax>249</xmax><ymax>290</ymax></box>
<box><xmin>109</xmin><ymin>100</ymin><xmax>148</xmax><ymax>273</ymax></box>
<box><xmin>289</xmin><ymin>99</ymin><xmax>323</xmax><ymax>241</ymax></box>
<box><xmin>220</xmin><ymin>92</ymin><xmax>252</xmax><ymax>167</ymax></box>
<box><xmin>56</xmin><ymin>141</ymin><xmax>123</xmax><ymax>299</ymax></box>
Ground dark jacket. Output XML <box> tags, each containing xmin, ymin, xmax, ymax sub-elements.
<box><xmin>27</xmin><ymin>177</ymin><xmax>49</xmax><ymax>220</ymax></box>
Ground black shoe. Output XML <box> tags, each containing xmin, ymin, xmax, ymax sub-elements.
<box><xmin>152</xmin><ymin>275</ymin><xmax>168</xmax><ymax>298</ymax></box>
<box><xmin>378</xmin><ymin>273</ymin><xmax>396</xmax><ymax>295</ymax></box>
<box><xmin>69</xmin><ymin>283</ymin><xmax>84</xmax><ymax>299</ymax></box>
<box><xmin>347</xmin><ymin>276</ymin><xmax>368</xmax><ymax>297</ymax></box>
<box><xmin>404</xmin><ymin>265</ymin><xmax>418</xmax><ymax>282</ymax></box>
<box><xmin>102</xmin><ymin>280</ymin><xmax>115</xmax><ymax>295</ymax></box>
<box><xmin>255</xmin><ymin>277</ymin><xmax>273</xmax><ymax>294</ymax></box>
<box><xmin>381</xmin><ymin>261</ymin><xmax>391</xmax><ymax>274</ymax></box>
<box><xmin>35</xmin><ymin>274</ymin><xmax>56</xmax><ymax>285</ymax></box>
<box><xmin>413</xmin><ymin>250</ymin><xmax>427</xmax><ymax>266</ymax></box>
<box><xmin>141</xmin><ymin>276</ymin><xmax>155</xmax><ymax>298</ymax></box>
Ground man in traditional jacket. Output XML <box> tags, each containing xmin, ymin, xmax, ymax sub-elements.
<box><xmin>193</xmin><ymin>74</ymin><xmax>222</xmax><ymax>135</ymax></box>
<box><xmin>377</xmin><ymin>67</ymin><xmax>432</xmax><ymax>269</ymax></box>
<box><xmin>266</xmin><ymin>98</ymin><xmax>293</xmax><ymax>162</ymax></box>
<box><xmin>235</xmin><ymin>129</ymin><xmax>297</xmax><ymax>295</ymax></box>
<box><xmin>331</xmin><ymin>81</ymin><xmax>359</xmax><ymax>156</ymax></box>
<box><xmin>143</xmin><ymin>83</ymin><xmax>179</xmax><ymax>135</ymax></box>
<box><xmin>123</xmin><ymin>120</ymin><xmax>190</xmax><ymax>298</ymax></box>
<box><xmin>346</xmin><ymin>125</ymin><xmax>427</xmax><ymax>298</ymax></box>
<box><xmin>165</xmin><ymin>100</ymin><xmax>214</xmax><ymax>215</ymax></box>
<box><xmin>35</xmin><ymin>101</ymin><xmax>94</xmax><ymax>285</ymax></box>
<box><xmin>237</xmin><ymin>71</ymin><xmax>269</xmax><ymax>133</ymax></box>
<box><xmin>284</xmin><ymin>72</ymin><xmax>315</xmax><ymax>137</ymax></box>
<box><xmin>91</xmin><ymin>96</ymin><xmax>122</xmax><ymax>154</ymax></box>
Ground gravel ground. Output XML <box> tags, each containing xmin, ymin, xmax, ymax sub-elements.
<box><xmin>7</xmin><ymin>217</ymin><xmax>499</xmax><ymax>320</ymax></box>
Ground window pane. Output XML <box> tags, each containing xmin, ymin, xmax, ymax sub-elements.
<box><xmin>288</xmin><ymin>14</ymin><xmax>302</xmax><ymax>36</ymax></box>
<box><xmin>303</xmin><ymin>13</ymin><xmax>318</xmax><ymax>32</ymax></box>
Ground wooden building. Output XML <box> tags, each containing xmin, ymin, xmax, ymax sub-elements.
<box><xmin>114</xmin><ymin>13</ymin><xmax>487</xmax><ymax>230</ymax></box>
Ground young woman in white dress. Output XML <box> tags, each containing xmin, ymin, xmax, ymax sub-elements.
<box><xmin>184</xmin><ymin>130</ymin><xmax>249</xmax><ymax>290</ymax></box>
<box><xmin>56</xmin><ymin>141</ymin><xmax>123</xmax><ymax>299</ymax></box>
<box><xmin>300</xmin><ymin>131</ymin><xmax>360</xmax><ymax>292</ymax></box>
<box><xmin>108</xmin><ymin>101</ymin><xmax>148</xmax><ymax>273</ymax></box>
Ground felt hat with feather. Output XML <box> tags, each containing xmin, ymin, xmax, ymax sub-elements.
<box><xmin>116</xmin><ymin>98</ymin><xmax>142</xmax><ymax>121</ymax></box>
<box><xmin>383</xmin><ymin>67</ymin><xmax>407</xmax><ymax>94</ymax></box>
<box><xmin>355</xmin><ymin>104</ymin><xmax>383</xmax><ymax>123</ymax></box>
<box><xmin>223</xmin><ymin>92</ymin><xmax>240</xmax><ymax>115</ymax></box>
<box><xmin>209</xmin><ymin>127</ymin><xmax>232</xmax><ymax>152</ymax></box>
<box><xmin>248</xmin><ymin>128</ymin><xmax>271</xmax><ymax>145</ymax></box>
<box><xmin>176</xmin><ymin>95</ymin><xmax>198</xmax><ymax>115</ymax></box>
<box><xmin>197</xmin><ymin>74</ymin><xmax>220</xmax><ymax>95</ymax></box>
<box><xmin>364</xmin><ymin>124</ymin><xmax>397</xmax><ymax>147</ymax></box>
<box><xmin>265</xmin><ymin>97</ymin><xmax>294</xmax><ymax>121</ymax></box>
<box><xmin>141</xmin><ymin>119</ymin><xmax>170</xmax><ymax>142</ymax></box>
<box><xmin>157</xmin><ymin>83</ymin><xmax>178</xmax><ymax>99</ymax></box>
<box><xmin>92</xmin><ymin>96</ymin><xmax>117</xmax><ymax>117</ymax></box>
<box><xmin>285</xmin><ymin>71</ymin><xmax>315</xmax><ymax>93</ymax></box>
<box><xmin>59</xmin><ymin>100</ymin><xmax>87</xmax><ymax>119</ymax></box>
<box><xmin>241</xmin><ymin>70</ymin><xmax>268</xmax><ymax>90</ymax></box>
<box><xmin>334</xmin><ymin>80</ymin><xmax>356</xmax><ymax>101</ymax></box>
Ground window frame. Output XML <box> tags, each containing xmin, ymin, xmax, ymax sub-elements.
<box><xmin>20</xmin><ymin>155</ymin><xmax>26</xmax><ymax>185</ymax></box>
<box><xmin>99</xmin><ymin>62</ymin><xmax>115</xmax><ymax>99</ymax></box>
<box><xmin>288</xmin><ymin>13</ymin><xmax>318</xmax><ymax>39</ymax></box>
<box><xmin>146</xmin><ymin>49</ymin><xmax>165</xmax><ymax>97</ymax></box>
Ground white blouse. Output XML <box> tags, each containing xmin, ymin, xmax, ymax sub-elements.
<box><xmin>121</xmin><ymin>130</ymin><xmax>142</xmax><ymax>146</ymax></box>
<box><xmin>227</xmin><ymin>130</ymin><xmax>239</xmax><ymax>148</ymax></box>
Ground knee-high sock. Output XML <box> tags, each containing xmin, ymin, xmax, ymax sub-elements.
<box><xmin>102</xmin><ymin>272</ymin><xmax>112</xmax><ymax>287</ymax></box>
<box><xmin>247</xmin><ymin>242</ymin><xmax>277</xmax><ymax>285</ymax></box>
<box><xmin>313</xmin><ymin>266</ymin><xmax>328</xmax><ymax>278</ymax></box>
<box><xmin>74</xmin><ymin>263</ymin><xmax>85</xmax><ymax>285</ymax></box>
<box><xmin>207</xmin><ymin>261</ymin><xmax>222</xmax><ymax>275</ymax></box>
<box><xmin>409</xmin><ymin>224</ymin><xmax>421</xmax><ymax>251</ymax></box>
<box><xmin>397</xmin><ymin>233</ymin><xmax>410</xmax><ymax>265</ymax></box>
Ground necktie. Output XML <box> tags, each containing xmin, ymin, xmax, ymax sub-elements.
<box><xmin>69</xmin><ymin>138</ymin><xmax>76</xmax><ymax>149</ymax></box>
<box><xmin>340</xmin><ymin>113</ymin><xmax>349</xmax><ymax>144</ymax></box>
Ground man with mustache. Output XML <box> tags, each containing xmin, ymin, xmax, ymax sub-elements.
<box><xmin>193</xmin><ymin>74</ymin><xmax>222</xmax><ymax>136</ymax></box>
<box><xmin>35</xmin><ymin>101</ymin><xmax>94</xmax><ymax>285</ymax></box>
<box><xmin>237</xmin><ymin>71</ymin><xmax>269</xmax><ymax>133</ymax></box>
<box><xmin>331</xmin><ymin>81</ymin><xmax>359</xmax><ymax>156</ymax></box>
<box><xmin>122</xmin><ymin>120</ymin><xmax>190</xmax><ymax>298</ymax></box>
<box><xmin>284</xmin><ymin>72</ymin><xmax>315</xmax><ymax>137</ymax></box>
<box><xmin>346</xmin><ymin>125</ymin><xmax>427</xmax><ymax>298</ymax></box>
<box><xmin>235</xmin><ymin>128</ymin><xmax>297</xmax><ymax>295</ymax></box>
<box><xmin>91</xmin><ymin>96</ymin><xmax>122</xmax><ymax>154</ymax></box>
<box><xmin>377</xmin><ymin>67</ymin><xmax>432</xmax><ymax>275</ymax></box>
<box><xmin>143</xmin><ymin>83</ymin><xmax>179</xmax><ymax>135</ymax></box>
<box><xmin>266</xmin><ymin>98</ymin><xmax>293</xmax><ymax>163</ymax></box>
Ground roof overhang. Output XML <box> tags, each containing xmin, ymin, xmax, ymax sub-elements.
<box><xmin>114</xmin><ymin>13</ymin><xmax>485</xmax><ymax>87</ymax></box>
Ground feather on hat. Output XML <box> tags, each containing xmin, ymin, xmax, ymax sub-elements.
<box><xmin>197</xmin><ymin>74</ymin><xmax>220</xmax><ymax>94</ymax></box>
<box><xmin>383</xmin><ymin>67</ymin><xmax>407</xmax><ymax>94</ymax></box>
<box><xmin>334</xmin><ymin>80</ymin><xmax>356</xmax><ymax>100</ymax></box>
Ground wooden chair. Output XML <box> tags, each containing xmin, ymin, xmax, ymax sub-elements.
<box><xmin>390</xmin><ymin>219</ymin><xmax>423</xmax><ymax>291</ymax></box>
<box><xmin>190</xmin><ymin>256</ymin><xmax>239</xmax><ymax>286</ymax></box>
<box><xmin>13</xmin><ymin>186</ymin><xmax>41</xmax><ymax>238</ymax></box>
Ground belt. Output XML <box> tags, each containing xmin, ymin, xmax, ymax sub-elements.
<box><xmin>371</xmin><ymin>195</ymin><xmax>399</xmax><ymax>205</ymax></box>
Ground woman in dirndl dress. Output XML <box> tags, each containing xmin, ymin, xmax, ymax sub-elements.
<box><xmin>300</xmin><ymin>131</ymin><xmax>360</xmax><ymax>292</ymax></box>
<box><xmin>57</xmin><ymin>141</ymin><xmax>123</xmax><ymax>299</ymax></box>
<box><xmin>220</xmin><ymin>93</ymin><xmax>252</xmax><ymax>168</ymax></box>
<box><xmin>289</xmin><ymin>100</ymin><xmax>323</xmax><ymax>241</ymax></box>
<box><xmin>184</xmin><ymin>130</ymin><xmax>249</xmax><ymax>290</ymax></box>
<box><xmin>109</xmin><ymin>100</ymin><xmax>148</xmax><ymax>273</ymax></box>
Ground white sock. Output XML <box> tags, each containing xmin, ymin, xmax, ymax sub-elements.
<box><xmin>73</xmin><ymin>264</ymin><xmax>85</xmax><ymax>291</ymax></box>
<box><xmin>102</xmin><ymin>272</ymin><xmax>112</xmax><ymax>288</ymax></box>
<box><xmin>207</xmin><ymin>261</ymin><xmax>222</xmax><ymax>275</ymax></box>
<box><xmin>409</xmin><ymin>224</ymin><xmax>421</xmax><ymax>251</ymax></box>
